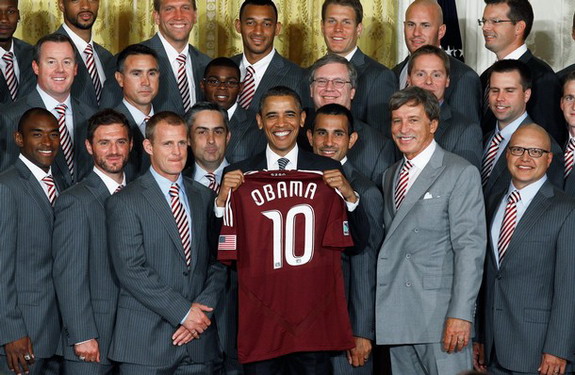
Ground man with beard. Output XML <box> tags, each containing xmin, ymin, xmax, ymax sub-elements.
<box><xmin>52</xmin><ymin>109</ymin><xmax>132</xmax><ymax>375</ymax></box>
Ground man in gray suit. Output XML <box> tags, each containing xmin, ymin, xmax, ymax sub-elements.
<box><xmin>307</xmin><ymin>103</ymin><xmax>384</xmax><ymax>375</ymax></box>
<box><xmin>481</xmin><ymin>60</ymin><xmax>564</xmax><ymax>199</ymax></box>
<box><xmin>52</xmin><ymin>109</ymin><xmax>133</xmax><ymax>375</ymax></box>
<box><xmin>0</xmin><ymin>0</ymin><xmax>36</xmax><ymax>104</ymax></box>
<box><xmin>393</xmin><ymin>0</ymin><xmax>481</xmax><ymax>124</ymax></box>
<box><xmin>0</xmin><ymin>33</ymin><xmax>96</xmax><ymax>188</ymax></box>
<box><xmin>321</xmin><ymin>0</ymin><xmax>397</xmax><ymax>135</ymax></box>
<box><xmin>106</xmin><ymin>111</ymin><xmax>226</xmax><ymax>374</ymax></box>
<box><xmin>54</xmin><ymin>0</ymin><xmax>114</xmax><ymax>107</ymax></box>
<box><xmin>407</xmin><ymin>45</ymin><xmax>483</xmax><ymax>168</ymax></box>
<box><xmin>233</xmin><ymin>0</ymin><xmax>309</xmax><ymax>115</ymax></box>
<box><xmin>376</xmin><ymin>86</ymin><xmax>486</xmax><ymax>375</ymax></box>
<box><xmin>199</xmin><ymin>57</ymin><xmax>266</xmax><ymax>164</ymax></box>
<box><xmin>308</xmin><ymin>54</ymin><xmax>396</xmax><ymax>189</ymax></box>
<box><xmin>474</xmin><ymin>124</ymin><xmax>575</xmax><ymax>375</ymax></box>
<box><xmin>0</xmin><ymin>108</ymin><xmax>62</xmax><ymax>375</ymax></box>
<box><xmin>562</xmin><ymin>72</ymin><xmax>575</xmax><ymax>195</ymax></box>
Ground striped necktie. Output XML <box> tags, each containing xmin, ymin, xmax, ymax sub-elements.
<box><xmin>497</xmin><ymin>190</ymin><xmax>521</xmax><ymax>264</ymax></box>
<box><xmin>55</xmin><ymin>104</ymin><xmax>75</xmax><ymax>179</ymax></box>
<box><xmin>481</xmin><ymin>131</ymin><xmax>504</xmax><ymax>187</ymax></box>
<box><xmin>42</xmin><ymin>174</ymin><xmax>57</xmax><ymax>206</ymax></box>
<box><xmin>2</xmin><ymin>51</ymin><xmax>18</xmax><ymax>101</ymax></box>
<box><xmin>169</xmin><ymin>183</ymin><xmax>191</xmax><ymax>267</ymax></box>
<box><xmin>277</xmin><ymin>157</ymin><xmax>289</xmax><ymax>170</ymax></box>
<box><xmin>238</xmin><ymin>65</ymin><xmax>255</xmax><ymax>109</ymax></box>
<box><xmin>564</xmin><ymin>138</ymin><xmax>575</xmax><ymax>179</ymax></box>
<box><xmin>176</xmin><ymin>54</ymin><xmax>191</xmax><ymax>113</ymax></box>
<box><xmin>84</xmin><ymin>44</ymin><xmax>102</xmax><ymax>105</ymax></box>
<box><xmin>394</xmin><ymin>160</ymin><xmax>413</xmax><ymax>210</ymax></box>
<box><xmin>205</xmin><ymin>172</ymin><xmax>219</xmax><ymax>192</ymax></box>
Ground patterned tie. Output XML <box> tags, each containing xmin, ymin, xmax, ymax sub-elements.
<box><xmin>564</xmin><ymin>138</ymin><xmax>575</xmax><ymax>179</ymax></box>
<box><xmin>140</xmin><ymin>115</ymin><xmax>151</xmax><ymax>135</ymax></box>
<box><xmin>55</xmin><ymin>104</ymin><xmax>74</xmax><ymax>179</ymax></box>
<box><xmin>277</xmin><ymin>157</ymin><xmax>289</xmax><ymax>170</ymax></box>
<box><xmin>394</xmin><ymin>160</ymin><xmax>413</xmax><ymax>211</ymax></box>
<box><xmin>169</xmin><ymin>183</ymin><xmax>191</xmax><ymax>267</ymax></box>
<box><xmin>238</xmin><ymin>65</ymin><xmax>255</xmax><ymax>109</ymax></box>
<box><xmin>42</xmin><ymin>175</ymin><xmax>57</xmax><ymax>206</ymax></box>
<box><xmin>481</xmin><ymin>131</ymin><xmax>504</xmax><ymax>187</ymax></box>
<box><xmin>497</xmin><ymin>190</ymin><xmax>521</xmax><ymax>263</ymax></box>
<box><xmin>84</xmin><ymin>44</ymin><xmax>102</xmax><ymax>105</ymax></box>
<box><xmin>176</xmin><ymin>54</ymin><xmax>191</xmax><ymax>113</ymax></box>
<box><xmin>114</xmin><ymin>184</ymin><xmax>125</xmax><ymax>194</ymax></box>
<box><xmin>205</xmin><ymin>173</ymin><xmax>219</xmax><ymax>192</ymax></box>
<box><xmin>2</xmin><ymin>52</ymin><xmax>18</xmax><ymax>101</ymax></box>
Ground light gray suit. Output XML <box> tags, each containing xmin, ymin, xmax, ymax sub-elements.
<box><xmin>52</xmin><ymin>171</ymin><xmax>119</xmax><ymax>374</ymax></box>
<box><xmin>106</xmin><ymin>170</ymin><xmax>226</xmax><ymax>370</ymax></box>
<box><xmin>0</xmin><ymin>159</ymin><xmax>62</xmax><ymax>374</ymax></box>
<box><xmin>376</xmin><ymin>145</ymin><xmax>486</xmax><ymax>374</ymax></box>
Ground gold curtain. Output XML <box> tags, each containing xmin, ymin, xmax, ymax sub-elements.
<box><xmin>14</xmin><ymin>0</ymin><xmax>397</xmax><ymax>68</ymax></box>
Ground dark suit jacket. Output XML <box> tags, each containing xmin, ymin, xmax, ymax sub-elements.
<box><xmin>557</xmin><ymin>63</ymin><xmax>575</xmax><ymax>84</ymax></box>
<box><xmin>225</xmin><ymin>106</ymin><xmax>267</xmax><ymax>164</ymax></box>
<box><xmin>0</xmin><ymin>38</ymin><xmax>36</xmax><ymax>104</ymax></box>
<box><xmin>394</xmin><ymin>54</ymin><xmax>482</xmax><ymax>124</ymax></box>
<box><xmin>437</xmin><ymin>102</ymin><xmax>483</xmax><ymax>169</ymax></box>
<box><xmin>52</xmin><ymin>171</ymin><xmax>118</xmax><ymax>364</ymax></box>
<box><xmin>479</xmin><ymin>181</ymin><xmax>575</xmax><ymax>372</ymax></box>
<box><xmin>341</xmin><ymin>161</ymin><xmax>383</xmax><ymax>341</ymax></box>
<box><xmin>0</xmin><ymin>159</ymin><xmax>61</xmax><ymax>358</ymax></box>
<box><xmin>350</xmin><ymin>48</ymin><xmax>397</xmax><ymax>137</ymax></box>
<box><xmin>113</xmin><ymin>102</ymin><xmax>150</xmax><ymax>179</ymax></box>
<box><xmin>106</xmin><ymin>171</ymin><xmax>226</xmax><ymax>366</ymax></box>
<box><xmin>54</xmin><ymin>26</ymin><xmax>115</xmax><ymax>108</ymax></box>
<box><xmin>0</xmin><ymin>89</ymin><xmax>96</xmax><ymax>188</ymax></box>
<box><xmin>231</xmin><ymin>51</ymin><xmax>309</xmax><ymax>114</ymax></box>
<box><xmin>482</xmin><ymin>115</ymin><xmax>564</xmax><ymax>199</ymax></box>
<box><xmin>481</xmin><ymin>49</ymin><xmax>566</xmax><ymax>145</ymax></box>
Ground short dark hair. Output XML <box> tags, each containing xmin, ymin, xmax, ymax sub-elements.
<box><xmin>564</xmin><ymin>70</ymin><xmax>575</xmax><ymax>90</ymax></box>
<box><xmin>116</xmin><ymin>44</ymin><xmax>158</xmax><ymax>73</ymax></box>
<box><xmin>259</xmin><ymin>86</ymin><xmax>303</xmax><ymax>114</ymax></box>
<box><xmin>33</xmin><ymin>33</ymin><xmax>76</xmax><ymax>64</ymax></box>
<box><xmin>321</xmin><ymin>0</ymin><xmax>363</xmax><ymax>24</ymax></box>
<box><xmin>314</xmin><ymin>103</ymin><xmax>354</xmax><ymax>134</ymax></box>
<box><xmin>488</xmin><ymin>59</ymin><xmax>532</xmax><ymax>90</ymax></box>
<box><xmin>146</xmin><ymin>111</ymin><xmax>187</xmax><ymax>141</ymax></box>
<box><xmin>389</xmin><ymin>86</ymin><xmax>440</xmax><ymax>122</ymax></box>
<box><xmin>407</xmin><ymin>44</ymin><xmax>451</xmax><ymax>78</ymax></box>
<box><xmin>484</xmin><ymin>0</ymin><xmax>534</xmax><ymax>40</ymax></box>
<box><xmin>203</xmin><ymin>57</ymin><xmax>240</xmax><ymax>79</ymax></box>
<box><xmin>308</xmin><ymin>54</ymin><xmax>358</xmax><ymax>88</ymax></box>
<box><xmin>154</xmin><ymin>0</ymin><xmax>196</xmax><ymax>12</ymax></box>
<box><xmin>87</xmin><ymin>109</ymin><xmax>132</xmax><ymax>143</ymax></box>
<box><xmin>239</xmin><ymin>0</ymin><xmax>278</xmax><ymax>21</ymax></box>
<box><xmin>186</xmin><ymin>101</ymin><xmax>230</xmax><ymax>132</ymax></box>
<box><xmin>17</xmin><ymin>107</ymin><xmax>57</xmax><ymax>133</ymax></box>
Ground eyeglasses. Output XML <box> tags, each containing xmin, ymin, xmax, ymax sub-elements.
<box><xmin>477</xmin><ymin>18</ymin><xmax>515</xmax><ymax>27</ymax></box>
<box><xmin>202</xmin><ymin>78</ymin><xmax>240</xmax><ymax>88</ymax></box>
<box><xmin>507</xmin><ymin>146</ymin><xmax>550</xmax><ymax>158</ymax></box>
<box><xmin>312</xmin><ymin>78</ymin><xmax>351</xmax><ymax>89</ymax></box>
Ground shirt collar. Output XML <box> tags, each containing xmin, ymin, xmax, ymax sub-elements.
<box><xmin>340</xmin><ymin>156</ymin><xmax>348</xmax><ymax>165</ymax></box>
<box><xmin>0</xmin><ymin>40</ymin><xmax>15</xmax><ymax>56</ymax></box>
<box><xmin>193</xmin><ymin>159</ymin><xmax>229</xmax><ymax>181</ymax></box>
<box><xmin>227</xmin><ymin>102</ymin><xmax>238</xmax><ymax>120</ymax></box>
<box><xmin>19</xmin><ymin>154</ymin><xmax>53</xmax><ymax>182</ymax></box>
<box><xmin>93</xmin><ymin>166</ymin><xmax>126</xmax><ymax>195</ymax></box>
<box><xmin>507</xmin><ymin>174</ymin><xmax>547</xmax><ymax>205</ymax></box>
<box><xmin>343</xmin><ymin>46</ymin><xmax>359</xmax><ymax>62</ymax></box>
<box><xmin>36</xmin><ymin>85</ymin><xmax>72</xmax><ymax>109</ymax></box>
<box><xmin>241</xmin><ymin>49</ymin><xmax>275</xmax><ymax>73</ymax></box>
<box><xmin>404</xmin><ymin>139</ymin><xmax>437</xmax><ymax>170</ymax></box>
<box><xmin>62</xmin><ymin>23</ymin><xmax>93</xmax><ymax>53</ymax></box>
<box><xmin>150</xmin><ymin>166</ymin><xmax>185</xmax><ymax>197</ymax></box>
<box><xmin>498</xmin><ymin>111</ymin><xmax>528</xmax><ymax>138</ymax></box>
<box><xmin>123</xmin><ymin>99</ymin><xmax>154</xmax><ymax>125</ymax></box>
<box><xmin>500</xmin><ymin>43</ymin><xmax>528</xmax><ymax>60</ymax></box>
<box><xmin>157</xmin><ymin>31</ymin><xmax>188</xmax><ymax>60</ymax></box>
<box><xmin>266</xmin><ymin>144</ymin><xmax>299</xmax><ymax>170</ymax></box>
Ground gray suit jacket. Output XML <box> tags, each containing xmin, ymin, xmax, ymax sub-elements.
<box><xmin>376</xmin><ymin>145</ymin><xmax>486</xmax><ymax>344</ymax></box>
<box><xmin>106</xmin><ymin>171</ymin><xmax>226</xmax><ymax>366</ymax></box>
<box><xmin>394</xmin><ymin>54</ymin><xmax>482</xmax><ymax>124</ymax></box>
<box><xmin>436</xmin><ymin>102</ymin><xmax>483</xmax><ymax>169</ymax></box>
<box><xmin>482</xmin><ymin>115</ymin><xmax>564</xmax><ymax>199</ymax></box>
<box><xmin>52</xmin><ymin>171</ymin><xmax>119</xmax><ymax>364</ymax></box>
<box><xmin>54</xmin><ymin>26</ymin><xmax>115</xmax><ymax>108</ymax></box>
<box><xmin>342</xmin><ymin>161</ymin><xmax>383</xmax><ymax>341</ymax></box>
<box><xmin>0</xmin><ymin>88</ymin><xmax>96</xmax><ymax>188</ymax></box>
<box><xmin>479</xmin><ymin>181</ymin><xmax>575</xmax><ymax>372</ymax></box>
<box><xmin>0</xmin><ymin>159</ymin><xmax>62</xmax><ymax>358</ymax></box>
<box><xmin>113</xmin><ymin>102</ymin><xmax>149</xmax><ymax>179</ymax></box>
<box><xmin>350</xmin><ymin>48</ymin><xmax>397</xmax><ymax>137</ymax></box>
<box><xmin>0</xmin><ymin>38</ymin><xmax>36</xmax><ymax>104</ymax></box>
<box><xmin>225</xmin><ymin>106</ymin><xmax>267</xmax><ymax>164</ymax></box>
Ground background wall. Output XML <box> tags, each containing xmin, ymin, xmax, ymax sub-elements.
<box><xmin>12</xmin><ymin>0</ymin><xmax>575</xmax><ymax>73</ymax></box>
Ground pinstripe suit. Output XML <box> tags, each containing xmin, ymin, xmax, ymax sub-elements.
<box><xmin>350</xmin><ymin>48</ymin><xmax>397</xmax><ymax>137</ymax></box>
<box><xmin>0</xmin><ymin>88</ymin><xmax>96</xmax><ymax>188</ymax></box>
<box><xmin>0</xmin><ymin>159</ymin><xmax>62</xmax><ymax>373</ymax></box>
<box><xmin>0</xmin><ymin>38</ymin><xmax>36</xmax><ymax>104</ymax></box>
<box><xmin>52</xmin><ymin>171</ymin><xmax>119</xmax><ymax>374</ymax></box>
<box><xmin>330</xmin><ymin>161</ymin><xmax>383</xmax><ymax>375</ymax></box>
<box><xmin>113</xmin><ymin>102</ymin><xmax>150</xmax><ymax>179</ymax></box>
<box><xmin>106</xmin><ymin>170</ymin><xmax>226</xmax><ymax>370</ymax></box>
<box><xmin>478</xmin><ymin>181</ymin><xmax>575</xmax><ymax>373</ymax></box>
<box><xmin>225</xmin><ymin>106</ymin><xmax>267</xmax><ymax>164</ymax></box>
<box><xmin>436</xmin><ymin>102</ymin><xmax>483</xmax><ymax>169</ymax></box>
<box><xmin>54</xmin><ymin>26</ymin><xmax>115</xmax><ymax>108</ymax></box>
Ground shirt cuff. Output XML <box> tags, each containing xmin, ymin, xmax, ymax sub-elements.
<box><xmin>180</xmin><ymin>309</ymin><xmax>190</xmax><ymax>325</ymax></box>
<box><xmin>74</xmin><ymin>339</ymin><xmax>95</xmax><ymax>346</ymax></box>
<box><xmin>345</xmin><ymin>191</ymin><xmax>360</xmax><ymax>212</ymax></box>
<box><xmin>214</xmin><ymin>197</ymin><xmax>225</xmax><ymax>218</ymax></box>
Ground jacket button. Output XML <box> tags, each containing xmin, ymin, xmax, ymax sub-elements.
<box><xmin>405</xmin><ymin>254</ymin><xmax>411</xmax><ymax>259</ymax></box>
<box><xmin>405</xmin><ymin>282</ymin><xmax>412</xmax><ymax>287</ymax></box>
<box><xmin>183</xmin><ymin>271</ymin><xmax>189</xmax><ymax>276</ymax></box>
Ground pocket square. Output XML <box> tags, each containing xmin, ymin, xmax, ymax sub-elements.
<box><xmin>423</xmin><ymin>192</ymin><xmax>433</xmax><ymax>200</ymax></box>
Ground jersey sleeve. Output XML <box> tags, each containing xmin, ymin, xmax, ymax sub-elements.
<box><xmin>217</xmin><ymin>189</ymin><xmax>238</xmax><ymax>263</ymax></box>
<box><xmin>322</xmin><ymin>191</ymin><xmax>355</xmax><ymax>249</ymax></box>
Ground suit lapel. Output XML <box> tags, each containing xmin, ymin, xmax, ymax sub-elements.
<box><xmin>184</xmin><ymin>180</ymin><xmax>201</xmax><ymax>275</ymax></box>
<box><xmin>226</xmin><ymin>108</ymin><xmax>249</xmax><ymax>156</ymax></box>
<box><xmin>188</xmin><ymin>45</ymin><xmax>205</xmax><ymax>100</ymax></box>
<box><xmin>16</xmin><ymin>161</ymin><xmax>53</xmax><ymax>223</ymax></box>
<box><xmin>436</xmin><ymin>103</ymin><xmax>451</xmax><ymax>140</ymax></box>
<box><xmin>251</xmin><ymin>52</ymin><xmax>285</xmax><ymax>110</ymax></box>
<box><xmin>382</xmin><ymin>161</ymin><xmax>399</xmax><ymax>222</ymax></box>
<box><xmin>150</xmin><ymin>34</ymin><xmax>184</xmax><ymax>114</ymax></box>
<box><xmin>84</xmin><ymin>172</ymin><xmax>110</xmax><ymax>208</ymax></box>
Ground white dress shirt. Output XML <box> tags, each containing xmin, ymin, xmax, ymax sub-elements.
<box><xmin>239</xmin><ymin>49</ymin><xmax>275</xmax><ymax>97</ymax></box>
<box><xmin>193</xmin><ymin>159</ymin><xmax>229</xmax><ymax>188</ymax></box>
<box><xmin>157</xmin><ymin>32</ymin><xmax>196</xmax><ymax>105</ymax></box>
<box><xmin>401</xmin><ymin>139</ymin><xmax>437</xmax><ymax>193</ymax></box>
<box><xmin>37</xmin><ymin>86</ymin><xmax>74</xmax><ymax>140</ymax></box>
<box><xmin>0</xmin><ymin>42</ymin><xmax>21</xmax><ymax>86</ymax></box>
<box><xmin>123</xmin><ymin>99</ymin><xmax>154</xmax><ymax>135</ymax></box>
<box><xmin>19</xmin><ymin>154</ymin><xmax>56</xmax><ymax>200</ymax></box>
<box><xmin>93</xmin><ymin>166</ymin><xmax>126</xmax><ymax>195</ymax></box>
<box><xmin>62</xmin><ymin>23</ymin><xmax>106</xmax><ymax>85</ymax></box>
<box><xmin>500</xmin><ymin>43</ymin><xmax>528</xmax><ymax>61</ymax></box>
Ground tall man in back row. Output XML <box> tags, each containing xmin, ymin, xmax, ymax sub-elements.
<box><xmin>376</xmin><ymin>86</ymin><xmax>486</xmax><ymax>375</ymax></box>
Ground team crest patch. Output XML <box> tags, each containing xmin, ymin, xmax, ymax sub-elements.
<box><xmin>218</xmin><ymin>235</ymin><xmax>237</xmax><ymax>250</ymax></box>
<box><xmin>343</xmin><ymin>221</ymin><xmax>349</xmax><ymax>236</ymax></box>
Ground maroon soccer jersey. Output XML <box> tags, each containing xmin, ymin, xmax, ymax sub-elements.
<box><xmin>218</xmin><ymin>170</ymin><xmax>355</xmax><ymax>363</ymax></box>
